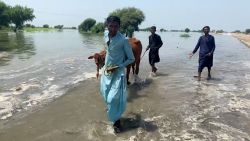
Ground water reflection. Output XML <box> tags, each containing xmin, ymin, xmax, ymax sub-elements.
<box><xmin>0</xmin><ymin>32</ymin><xmax>36</xmax><ymax>65</ymax></box>
<box><xmin>79</xmin><ymin>32</ymin><xmax>106</xmax><ymax>49</ymax></box>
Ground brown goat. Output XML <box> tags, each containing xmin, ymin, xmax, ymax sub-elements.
<box><xmin>88</xmin><ymin>38</ymin><xmax>142</xmax><ymax>84</ymax></box>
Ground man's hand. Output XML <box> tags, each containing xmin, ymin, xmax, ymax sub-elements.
<box><xmin>106</xmin><ymin>66</ymin><xmax>119</xmax><ymax>74</ymax></box>
<box><xmin>207</xmin><ymin>52</ymin><xmax>212</xmax><ymax>56</ymax></box>
<box><xmin>189</xmin><ymin>53</ymin><xmax>194</xmax><ymax>59</ymax></box>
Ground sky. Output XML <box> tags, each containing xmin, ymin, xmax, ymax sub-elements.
<box><xmin>2</xmin><ymin>0</ymin><xmax>250</xmax><ymax>31</ymax></box>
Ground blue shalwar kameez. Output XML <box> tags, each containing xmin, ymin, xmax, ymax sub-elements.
<box><xmin>192</xmin><ymin>35</ymin><xmax>216</xmax><ymax>72</ymax></box>
<box><xmin>101</xmin><ymin>32</ymin><xmax>135</xmax><ymax>123</ymax></box>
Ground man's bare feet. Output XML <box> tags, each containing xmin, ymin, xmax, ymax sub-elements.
<box><xmin>207</xmin><ymin>75</ymin><xmax>211</xmax><ymax>80</ymax></box>
<box><xmin>153</xmin><ymin>67</ymin><xmax>158</xmax><ymax>73</ymax></box>
<box><xmin>197</xmin><ymin>77</ymin><xmax>201</xmax><ymax>81</ymax></box>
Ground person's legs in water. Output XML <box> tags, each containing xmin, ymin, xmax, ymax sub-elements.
<box><xmin>151</xmin><ymin>63</ymin><xmax>157</xmax><ymax>73</ymax></box>
<box><xmin>113</xmin><ymin>119</ymin><xmax>121</xmax><ymax>133</ymax></box>
<box><xmin>207</xmin><ymin>67</ymin><xmax>211</xmax><ymax>80</ymax></box>
<box><xmin>198</xmin><ymin>66</ymin><xmax>203</xmax><ymax>81</ymax></box>
<box><xmin>198</xmin><ymin>71</ymin><xmax>201</xmax><ymax>81</ymax></box>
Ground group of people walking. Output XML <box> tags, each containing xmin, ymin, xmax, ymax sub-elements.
<box><xmin>100</xmin><ymin>16</ymin><xmax>216</xmax><ymax>133</ymax></box>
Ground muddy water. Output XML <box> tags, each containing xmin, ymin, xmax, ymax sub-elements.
<box><xmin>0</xmin><ymin>31</ymin><xmax>250</xmax><ymax>141</ymax></box>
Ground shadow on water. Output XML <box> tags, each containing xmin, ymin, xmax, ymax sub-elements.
<box><xmin>155</xmin><ymin>72</ymin><xmax>169</xmax><ymax>77</ymax></box>
<box><xmin>0</xmin><ymin>31</ymin><xmax>35</xmax><ymax>65</ymax></box>
<box><xmin>127</xmin><ymin>78</ymin><xmax>153</xmax><ymax>102</ymax></box>
<box><xmin>120</xmin><ymin>113</ymin><xmax>158</xmax><ymax>133</ymax></box>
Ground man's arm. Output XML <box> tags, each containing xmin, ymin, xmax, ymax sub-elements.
<box><xmin>192</xmin><ymin>37</ymin><xmax>201</xmax><ymax>54</ymax></box>
<box><xmin>189</xmin><ymin>37</ymin><xmax>201</xmax><ymax>59</ymax></box>
<box><xmin>158</xmin><ymin>35</ymin><xmax>163</xmax><ymax>48</ymax></box>
<box><xmin>210</xmin><ymin>36</ymin><xmax>216</xmax><ymax>54</ymax></box>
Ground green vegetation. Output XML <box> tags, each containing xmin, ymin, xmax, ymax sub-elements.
<box><xmin>139</xmin><ymin>27</ymin><xmax>151</xmax><ymax>32</ymax></box>
<box><xmin>54</xmin><ymin>25</ymin><xmax>63</xmax><ymax>29</ymax></box>
<box><xmin>185</xmin><ymin>28</ymin><xmax>190</xmax><ymax>33</ymax></box>
<box><xmin>91</xmin><ymin>22</ymin><xmax>105</xmax><ymax>34</ymax></box>
<box><xmin>0</xmin><ymin>1</ymin><xmax>35</xmax><ymax>31</ymax></box>
<box><xmin>160</xmin><ymin>28</ymin><xmax>167</xmax><ymax>32</ymax></box>
<box><xmin>78</xmin><ymin>18</ymin><xmax>96</xmax><ymax>32</ymax></box>
<box><xmin>8</xmin><ymin>5</ymin><xmax>35</xmax><ymax>31</ymax></box>
<box><xmin>23</xmin><ymin>27</ymin><xmax>55</xmax><ymax>32</ymax></box>
<box><xmin>0</xmin><ymin>1</ymin><xmax>10</xmax><ymax>28</ymax></box>
<box><xmin>232</xmin><ymin>30</ymin><xmax>241</xmax><ymax>33</ymax></box>
<box><xmin>43</xmin><ymin>24</ymin><xmax>49</xmax><ymax>28</ymax></box>
<box><xmin>246</xmin><ymin>29</ymin><xmax>250</xmax><ymax>34</ymax></box>
<box><xmin>25</xmin><ymin>23</ymin><xmax>35</xmax><ymax>28</ymax></box>
<box><xmin>180</xmin><ymin>33</ymin><xmax>190</xmax><ymax>38</ymax></box>
<box><xmin>216</xmin><ymin>30</ymin><xmax>224</xmax><ymax>33</ymax></box>
<box><xmin>109</xmin><ymin>7</ymin><xmax>145</xmax><ymax>37</ymax></box>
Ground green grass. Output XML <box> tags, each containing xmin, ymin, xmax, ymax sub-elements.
<box><xmin>23</xmin><ymin>27</ymin><xmax>56</xmax><ymax>32</ymax></box>
<box><xmin>0</xmin><ymin>27</ymin><xmax>57</xmax><ymax>32</ymax></box>
<box><xmin>180</xmin><ymin>33</ymin><xmax>191</xmax><ymax>38</ymax></box>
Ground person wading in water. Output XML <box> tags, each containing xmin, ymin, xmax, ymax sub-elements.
<box><xmin>146</xmin><ymin>26</ymin><xmax>163</xmax><ymax>74</ymax></box>
<box><xmin>189</xmin><ymin>26</ymin><xmax>216</xmax><ymax>81</ymax></box>
<box><xmin>101</xmin><ymin>16</ymin><xmax>135</xmax><ymax>133</ymax></box>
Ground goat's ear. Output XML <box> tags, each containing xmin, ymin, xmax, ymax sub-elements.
<box><xmin>88</xmin><ymin>55</ymin><xmax>94</xmax><ymax>59</ymax></box>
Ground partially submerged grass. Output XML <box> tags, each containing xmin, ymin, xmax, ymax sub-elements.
<box><xmin>23</xmin><ymin>27</ymin><xmax>56</xmax><ymax>32</ymax></box>
<box><xmin>180</xmin><ymin>33</ymin><xmax>191</xmax><ymax>38</ymax></box>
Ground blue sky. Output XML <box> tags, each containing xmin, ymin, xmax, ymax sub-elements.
<box><xmin>2</xmin><ymin>0</ymin><xmax>250</xmax><ymax>31</ymax></box>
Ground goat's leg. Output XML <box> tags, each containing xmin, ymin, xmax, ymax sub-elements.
<box><xmin>126</xmin><ymin>65</ymin><xmax>131</xmax><ymax>85</ymax></box>
<box><xmin>135</xmin><ymin>59</ymin><xmax>140</xmax><ymax>75</ymax></box>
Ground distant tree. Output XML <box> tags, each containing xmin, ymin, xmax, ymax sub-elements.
<box><xmin>246</xmin><ymin>29</ymin><xmax>250</xmax><ymax>34</ymax></box>
<box><xmin>0</xmin><ymin>1</ymin><xmax>10</xmax><ymax>28</ymax></box>
<box><xmin>216</xmin><ymin>30</ymin><xmax>224</xmax><ymax>33</ymax></box>
<box><xmin>54</xmin><ymin>25</ymin><xmax>63</xmax><ymax>29</ymax></box>
<box><xmin>185</xmin><ymin>28</ymin><xmax>190</xmax><ymax>33</ymax></box>
<box><xmin>79</xmin><ymin>18</ymin><xmax>96</xmax><ymax>32</ymax></box>
<box><xmin>139</xmin><ymin>27</ymin><xmax>151</xmax><ymax>32</ymax></box>
<box><xmin>109</xmin><ymin>7</ymin><xmax>145</xmax><ymax>37</ymax></box>
<box><xmin>160</xmin><ymin>28</ymin><xmax>167</xmax><ymax>32</ymax></box>
<box><xmin>71</xmin><ymin>27</ymin><xmax>77</xmax><ymax>29</ymax></box>
<box><xmin>8</xmin><ymin>5</ymin><xmax>35</xmax><ymax>31</ymax></box>
<box><xmin>91</xmin><ymin>22</ymin><xmax>105</xmax><ymax>33</ymax></box>
<box><xmin>233</xmin><ymin>30</ymin><xmax>241</xmax><ymax>33</ymax></box>
<box><xmin>43</xmin><ymin>24</ymin><xmax>49</xmax><ymax>28</ymax></box>
<box><xmin>25</xmin><ymin>23</ymin><xmax>31</xmax><ymax>27</ymax></box>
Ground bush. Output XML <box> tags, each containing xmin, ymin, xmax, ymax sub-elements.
<box><xmin>246</xmin><ymin>29</ymin><xmax>250</xmax><ymax>34</ymax></box>
<box><xmin>78</xmin><ymin>18</ymin><xmax>96</xmax><ymax>32</ymax></box>
<box><xmin>185</xmin><ymin>28</ymin><xmax>190</xmax><ymax>33</ymax></box>
<box><xmin>233</xmin><ymin>30</ymin><xmax>241</xmax><ymax>33</ymax></box>
<box><xmin>180</xmin><ymin>33</ymin><xmax>190</xmax><ymax>38</ymax></box>
<box><xmin>54</xmin><ymin>25</ymin><xmax>63</xmax><ymax>29</ymax></box>
<box><xmin>91</xmin><ymin>22</ymin><xmax>105</xmax><ymax>33</ymax></box>
<box><xmin>216</xmin><ymin>30</ymin><xmax>224</xmax><ymax>33</ymax></box>
<box><xmin>43</xmin><ymin>24</ymin><xmax>49</xmax><ymax>28</ymax></box>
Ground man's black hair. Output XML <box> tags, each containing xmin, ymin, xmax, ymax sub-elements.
<box><xmin>203</xmin><ymin>26</ymin><xmax>210</xmax><ymax>30</ymax></box>
<box><xmin>151</xmin><ymin>26</ymin><xmax>156</xmax><ymax>30</ymax></box>
<box><xmin>106</xmin><ymin>16</ymin><xmax>121</xmax><ymax>26</ymax></box>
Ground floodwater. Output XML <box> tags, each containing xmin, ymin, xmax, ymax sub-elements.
<box><xmin>0</xmin><ymin>30</ymin><xmax>250</xmax><ymax>141</ymax></box>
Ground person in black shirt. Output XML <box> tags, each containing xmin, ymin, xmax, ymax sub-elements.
<box><xmin>146</xmin><ymin>26</ymin><xmax>163</xmax><ymax>73</ymax></box>
<box><xmin>189</xmin><ymin>26</ymin><xmax>216</xmax><ymax>81</ymax></box>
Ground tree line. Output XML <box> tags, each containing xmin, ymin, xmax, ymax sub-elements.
<box><xmin>0</xmin><ymin>1</ymin><xmax>35</xmax><ymax>31</ymax></box>
<box><xmin>78</xmin><ymin>7</ymin><xmax>145</xmax><ymax>37</ymax></box>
